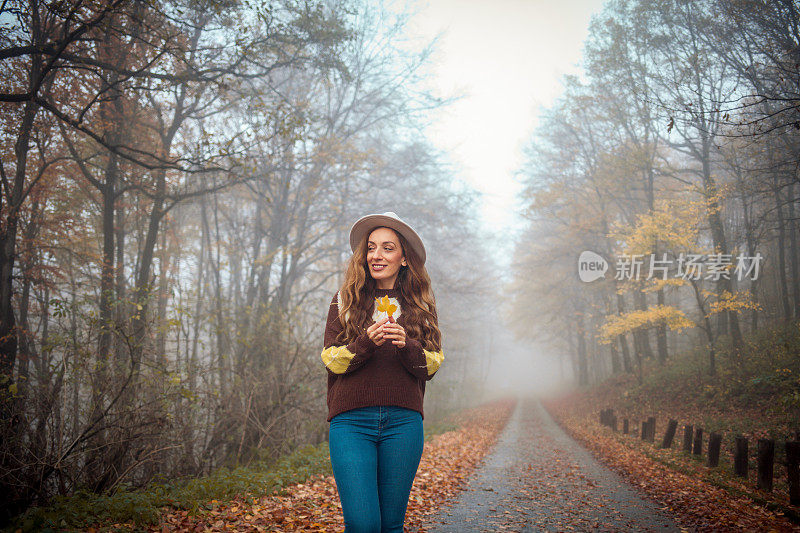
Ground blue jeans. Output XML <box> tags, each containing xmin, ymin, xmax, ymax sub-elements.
<box><xmin>328</xmin><ymin>405</ymin><xmax>424</xmax><ymax>533</ymax></box>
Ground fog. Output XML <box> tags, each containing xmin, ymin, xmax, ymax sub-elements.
<box><xmin>2</xmin><ymin>0</ymin><xmax>799</xmax><ymax>519</ymax></box>
<box><xmin>479</xmin><ymin>326</ymin><xmax>568</xmax><ymax>403</ymax></box>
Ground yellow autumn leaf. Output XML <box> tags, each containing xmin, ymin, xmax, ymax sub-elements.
<box><xmin>376</xmin><ymin>295</ymin><xmax>397</xmax><ymax>317</ymax></box>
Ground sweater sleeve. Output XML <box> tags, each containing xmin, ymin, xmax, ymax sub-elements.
<box><xmin>397</xmin><ymin>337</ymin><xmax>444</xmax><ymax>381</ymax></box>
<box><xmin>320</xmin><ymin>292</ymin><xmax>376</xmax><ymax>375</ymax></box>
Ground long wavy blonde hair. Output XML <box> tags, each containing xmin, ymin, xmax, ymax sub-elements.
<box><xmin>337</xmin><ymin>227</ymin><xmax>441</xmax><ymax>351</ymax></box>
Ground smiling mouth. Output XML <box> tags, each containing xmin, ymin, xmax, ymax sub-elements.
<box><xmin>372</xmin><ymin>264</ymin><xmax>387</xmax><ymax>271</ymax></box>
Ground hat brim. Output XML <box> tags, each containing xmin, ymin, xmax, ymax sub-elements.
<box><xmin>349</xmin><ymin>214</ymin><xmax>426</xmax><ymax>264</ymax></box>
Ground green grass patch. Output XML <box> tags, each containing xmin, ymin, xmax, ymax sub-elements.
<box><xmin>424</xmin><ymin>414</ymin><xmax>460</xmax><ymax>442</ymax></box>
<box><xmin>8</xmin><ymin>442</ymin><xmax>332</xmax><ymax>532</ymax></box>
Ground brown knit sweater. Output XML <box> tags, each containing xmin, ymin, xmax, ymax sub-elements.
<box><xmin>320</xmin><ymin>286</ymin><xmax>444</xmax><ymax>422</ymax></box>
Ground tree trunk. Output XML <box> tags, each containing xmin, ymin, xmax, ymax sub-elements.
<box><xmin>155</xmin><ymin>226</ymin><xmax>171</xmax><ymax>359</ymax></box>
<box><xmin>690</xmin><ymin>279</ymin><xmax>716</xmax><ymax>375</ymax></box>
<box><xmin>576</xmin><ymin>313</ymin><xmax>589</xmax><ymax>386</ymax></box>
<box><xmin>114</xmin><ymin>194</ymin><xmax>127</xmax><ymax>360</ymax></box>
<box><xmin>566</xmin><ymin>324</ymin><xmax>579</xmax><ymax>383</ymax></box>
<box><xmin>701</xmin><ymin>134</ymin><xmax>744</xmax><ymax>349</ymax></box>
<box><xmin>787</xmin><ymin>181</ymin><xmax>799</xmax><ymax>321</ymax></box>
<box><xmin>615</xmin><ymin>293</ymin><xmax>633</xmax><ymax>372</ymax></box>
<box><xmin>773</xmin><ymin>175</ymin><xmax>792</xmax><ymax>323</ymax></box>
<box><xmin>0</xmin><ymin>71</ymin><xmax>40</xmax><ymax>432</ymax></box>
<box><xmin>655</xmin><ymin>287</ymin><xmax>668</xmax><ymax>364</ymax></box>
<box><xmin>633</xmin><ymin>290</ymin><xmax>654</xmax><ymax>360</ymax></box>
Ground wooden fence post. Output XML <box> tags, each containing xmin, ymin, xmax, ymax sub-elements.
<box><xmin>693</xmin><ymin>427</ymin><xmax>703</xmax><ymax>455</ymax></box>
<box><xmin>785</xmin><ymin>441</ymin><xmax>799</xmax><ymax>505</ymax></box>
<box><xmin>708</xmin><ymin>433</ymin><xmax>722</xmax><ymax>467</ymax></box>
<box><xmin>641</xmin><ymin>421</ymin><xmax>648</xmax><ymax>441</ymax></box>
<box><xmin>647</xmin><ymin>416</ymin><xmax>656</xmax><ymax>443</ymax></box>
<box><xmin>683</xmin><ymin>425</ymin><xmax>693</xmax><ymax>452</ymax></box>
<box><xmin>662</xmin><ymin>419</ymin><xmax>678</xmax><ymax>449</ymax></box>
<box><xmin>623</xmin><ymin>418</ymin><xmax>629</xmax><ymax>434</ymax></box>
<box><xmin>757</xmin><ymin>438</ymin><xmax>774</xmax><ymax>492</ymax></box>
<box><xmin>734</xmin><ymin>436</ymin><xmax>748</xmax><ymax>478</ymax></box>
<box><xmin>610</xmin><ymin>414</ymin><xmax>618</xmax><ymax>432</ymax></box>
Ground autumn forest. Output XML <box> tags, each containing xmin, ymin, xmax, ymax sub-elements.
<box><xmin>1</xmin><ymin>0</ymin><xmax>800</xmax><ymax>530</ymax></box>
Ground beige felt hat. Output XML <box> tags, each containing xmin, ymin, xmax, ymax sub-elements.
<box><xmin>349</xmin><ymin>211</ymin><xmax>426</xmax><ymax>264</ymax></box>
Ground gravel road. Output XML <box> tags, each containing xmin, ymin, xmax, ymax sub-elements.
<box><xmin>422</xmin><ymin>396</ymin><xmax>681</xmax><ymax>532</ymax></box>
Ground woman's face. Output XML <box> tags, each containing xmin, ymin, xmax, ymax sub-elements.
<box><xmin>366</xmin><ymin>227</ymin><xmax>406</xmax><ymax>289</ymax></box>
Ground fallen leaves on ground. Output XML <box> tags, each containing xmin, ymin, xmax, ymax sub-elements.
<box><xmin>105</xmin><ymin>397</ymin><xmax>516</xmax><ymax>532</ymax></box>
<box><xmin>424</xmin><ymin>398</ymin><xmax>680</xmax><ymax>532</ymax></box>
<box><xmin>404</xmin><ymin>398</ymin><xmax>516</xmax><ymax>532</ymax></box>
<box><xmin>544</xmin><ymin>392</ymin><xmax>800</xmax><ymax>532</ymax></box>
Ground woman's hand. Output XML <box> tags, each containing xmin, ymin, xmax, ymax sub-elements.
<box><xmin>367</xmin><ymin>317</ymin><xmax>390</xmax><ymax>346</ymax></box>
<box><xmin>366</xmin><ymin>318</ymin><xmax>406</xmax><ymax>348</ymax></box>
<box><xmin>382</xmin><ymin>321</ymin><xmax>406</xmax><ymax>348</ymax></box>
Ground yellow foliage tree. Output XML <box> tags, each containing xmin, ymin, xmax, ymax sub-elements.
<box><xmin>607</xmin><ymin>188</ymin><xmax>754</xmax><ymax>374</ymax></box>
<box><xmin>598</xmin><ymin>304</ymin><xmax>695</xmax><ymax>344</ymax></box>
<box><xmin>609</xmin><ymin>187</ymin><xmax>706</xmax><ymax>257</ymax></box>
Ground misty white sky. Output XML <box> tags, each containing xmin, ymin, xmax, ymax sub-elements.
<box><xmin>399</xmin><ymin>0</ymin><xmax>607</xmax><ymax>395</ymax></box>
<box><xmin>403</xmin><ymin>0</ymin><xmax>606</xmax><ymax>269</ymax></box>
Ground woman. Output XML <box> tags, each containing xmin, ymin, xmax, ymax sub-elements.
<box><xmin>321</xmin><ymin>211</ymin><xmax>444</xmax><ymax>533</ymax></box>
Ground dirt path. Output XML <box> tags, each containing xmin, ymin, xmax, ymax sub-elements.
<box><xmin>422</xmin><ymin>396</ymin><xmax>681</xmax><ymax>532</ymax></box>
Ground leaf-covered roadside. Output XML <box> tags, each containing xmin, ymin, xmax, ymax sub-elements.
<box><xmin>543</xmin><ymin>393</ymin><xmax>800</xmax><ymax>532</ymax></box>
<box><xmin>96</xmin><ymin>398</ymin><xmax>515</xmax><ymax>532</ymax></box>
